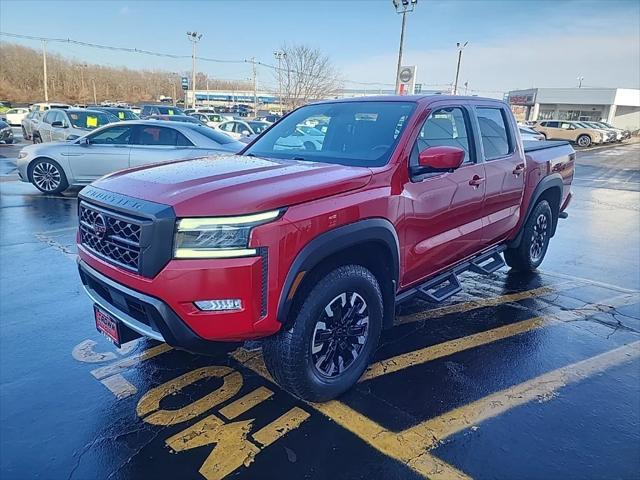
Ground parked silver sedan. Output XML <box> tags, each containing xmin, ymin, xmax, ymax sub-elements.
<box><xmin>16</xmin><ymin>120</ymin><xmax>245</xmax><ymax>194</ymax></box>
<box><xmin>34</xmin><ymin>109</ymin><xmax>117</xmax><ymax>143</ymax></box>
<box><xmin>21</xmin><ymin>110</ymin><xmax>44</xmax><ymax>141</ymax></box>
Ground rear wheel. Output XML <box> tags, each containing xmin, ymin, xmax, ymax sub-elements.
<box><xmin>576</xmin><ymin>134</ymin><xmax>591</xmax><ymax>147</ymax></box>
<box><xmin>30</xmin><ymin>158</ymin><xmax>68</xmax><ymax>194</ymax></box>
<box><xmin>33</xmin><ymin>133</ymin><xmax>42</xmax><ymax>144</ymax></box>
<box><xmin>504</xmin><ymin>200</ymin><xmax>553</xmax><ymax>272</ymax></box>
<box><xmin>263</xmin><ymin>264</ymin><xmax>383</xmax><ymax>402</ymax></box>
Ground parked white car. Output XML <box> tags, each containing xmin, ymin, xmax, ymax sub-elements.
<box><xmin>34</xmin><ymin>109</ymin><xmax>116</xmax><ymax>143</ymax></box>
<box><xmin>16</xmin><ymin>120</ymin><xmax>245</xmax><ymax>194</ymax></box>
<box><xmin>189</xmin><ymin>112</ymin><xmax>232</xmax><ymax>128</ymax></box>
<box><xmin>29</xmin><ymin>102</ymin><xmax>71</xmax><ymax>112</ymax></box>
<box><xmin>216</xmin><ymin>120</ymin><xmax>271</xmax><ymax>139</ymax></box>
<box><xmin>518</xmin><ymin>125</ymin><xmax>545</xmax><ymax>141</ymax></box>
<box><xmin>4</xmin><ymin>108</ymin><xmax>30</xmax><ymax>126</ymax></box>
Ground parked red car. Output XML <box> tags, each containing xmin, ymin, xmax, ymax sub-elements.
<box><xmin>77</xmin><ymin>95</ymin><xmax>574</xmax><ymax>401</ymax></box>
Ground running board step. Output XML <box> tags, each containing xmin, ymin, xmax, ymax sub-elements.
<box><xmin>468</xmin><ymin>250</ymin><xmax>506</xmax><ymax>275</ymax></box>
<box><xmin>416</xmin><ymin>271</ymin><xmax>462</xmax><ymax>303</ymax></box>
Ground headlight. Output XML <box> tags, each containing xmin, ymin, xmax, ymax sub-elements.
<box><xmin>174</xmin><ymin>210</ymin><xmax>282</xmax><ymax>259</ymax></box>
<box><xmin>18</xmin><ymin>151</ymin><xmax>28</xmax><ymax>159</ymax></box>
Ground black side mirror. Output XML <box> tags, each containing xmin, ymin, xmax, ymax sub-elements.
<box><xmin>79</xmin><ymin>137</ymin><xmax>90</xmax><ymax>146</ymax></box>
<box><xmin>51</xmin><ymin>121</ymin><xmax>66</xmax><ymax>128</ymax></box>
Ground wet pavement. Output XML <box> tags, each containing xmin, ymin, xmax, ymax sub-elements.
<box><xmin>1</xmin><ymin>138</ymin><xmax>639</xmax><ymax>480</ymax></box>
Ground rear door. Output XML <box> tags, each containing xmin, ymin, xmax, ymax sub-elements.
<box><xmin>401</xmin><ymin>102</ymin><xmax>487</xmax><ymax>286</ymax></box>
<box><xmin>66</xmin><ymin>124</ymin><xmax>133</xmax><ymax>182</ymax></box>
<box><xmin>474</xmin><ymin>105</ymin><xmax>525</xmax><ymax>245</ymax></box>
<box><xmin>128</xmin><ymin>124</ymin><xmax>196</xmax><ymax>167</ymax></box>
<box><xmin>39</xmin><ymin>111</ymin><xmax>55</xmax><ymax>141</ymax></box>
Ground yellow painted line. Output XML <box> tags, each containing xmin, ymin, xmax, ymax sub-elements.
<box><xmin>251</xmin><ymin>407</ymin><xmax>310</xmax><ymax>447</ymax></box>
<box><xmin>100</xmin><ymin>373</ymin><xmax>137</xmax><ymax>399</ymax></box>
<box><xmin>395</xmin><ymin>280</ymin><xmax>580</xmax><ymax>325</ymax></box>
<box><xmin>219</xmin><ymin>386</ymin><xmax>274</xmax><ymax>420</ymax></box>
<box><xmin>137</xmin><ymin>366</ymin><xmax>243</xmax><ymax>426</ymax></box>
<box><xmin>232</xmin><ymin>350</ymin><xmax>470</xmax><ymax>480</ymax></box>
<box><xmin>90</xmin><ymin>342</ymin><xmax>172</xmax><ymax>380</ymax></box>
<box><xmin>362</xmin><ymin>292</ymin><xmax>640</xmax><ymax>382</ymax></box>
<box><xmin>404</xmin><ymin>340</ymin><xmax>640</xmax><ymax>448</ymax></box>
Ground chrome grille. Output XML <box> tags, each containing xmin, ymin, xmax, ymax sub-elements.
<box><xmin>79</xmin><ymin>203</ymin><xmax>142</xmax><ymax>271</ymax></box>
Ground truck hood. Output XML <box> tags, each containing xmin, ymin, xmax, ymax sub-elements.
<box><xmin>92</xmin><ymin>154</ymin><xmax>373</xmax><ymax>216</ymax></box>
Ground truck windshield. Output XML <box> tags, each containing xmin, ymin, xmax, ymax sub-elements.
<box><xmin>244</xmin><ymin>101</ymin><xmax>416</xmax><ymax>167</ymax></box>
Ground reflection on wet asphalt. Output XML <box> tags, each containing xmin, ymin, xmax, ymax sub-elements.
<box><xmin>0</xmin><ymin>142</ymin><xmax>639</xmax><ymax>480</ymax></box>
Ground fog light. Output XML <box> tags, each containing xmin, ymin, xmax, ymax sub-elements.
<box><xmin>194</xmin><ymin>299</ymin><xmax>242</xmax><ymax>311</ymax></box>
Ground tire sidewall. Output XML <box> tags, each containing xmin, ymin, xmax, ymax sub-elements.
<box><xmin>288</xmin><ymin>266</ymin><xmax>383</xmax><ymax>401</ymax></box>
<box><xmin>577</xmin><ymin>134</ymin><xmax>591</xmax><ymax>147</ymax></box>
<box><xmin>523</xmin><ymin>200</ymin><xmax>552</xmax><ymax>269</ymax></box>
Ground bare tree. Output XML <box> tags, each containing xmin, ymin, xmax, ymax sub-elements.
<box><xmin>0</xmin><ymin>42</ymin><xmax>251</xmax><ymax>104</ymax></box>
<box><xmin>276</xmin><ymin>44</ymin><xmax>342</xmax><ymax>110</ymax></box>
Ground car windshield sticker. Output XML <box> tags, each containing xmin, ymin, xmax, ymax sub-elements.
<box><xmin>87</xmin><ymin>116</ymin><xmax>98</xmax><ymax>128</ymax></box>
<box><xmin>168</xmin><ymin>109</ymin><xmax>174</xmax><ymax>115</ymax></box>
<box><xmin>118</xmin><ymin>112</ymin><xmax>125</xmax><ymax>120</ymax></box>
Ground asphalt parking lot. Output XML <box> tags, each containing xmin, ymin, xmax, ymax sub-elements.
<box><xmin>1</xmin><ymin>133</ymin><xmax>639</xmax><ymax>479</ymax></box>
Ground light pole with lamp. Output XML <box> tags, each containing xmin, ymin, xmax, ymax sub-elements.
<box><xmin>187</xmin><ymin>31</ymin><xmax>202</xmax><ymax>109</ymax></box>
<box><xmin>392</xmin><ymin>0</ymin><xmax>418</xmax><ymax>95</ymax></box>
<box><xmin>274</xmin><ymin>51</ymin><xmax>286</xmax><ymax>114</ymax></box>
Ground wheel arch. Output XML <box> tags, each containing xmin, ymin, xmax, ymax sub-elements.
<box><xmin>509</xmin><ymin>173</ymin><xmax>563</xmax><ymax>248</ymax></box>
<box><xmin>27</xmin><ymin>156</ymin><xmax>66</xmax><ymax>182</ymax></box>
<box><xmin>277</xmin><ymin>218</ymin><xmax>400</xmax><ymax>330</ymax></box>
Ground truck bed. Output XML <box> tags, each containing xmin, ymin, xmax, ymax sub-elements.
<box><xmin>523</xmin><ymin>140</ymin><xmax>570</xmax><ymax>153</ymax></box>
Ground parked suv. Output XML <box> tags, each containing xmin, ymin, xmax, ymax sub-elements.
<box><xmin>139</xmin><ymin>105</ymin><xmax>185</xmax><ymax>118</ymax></box>
<box><xmin>34</xmin><ymin>108</ymin><xmax>116</xmax><ymax>143</ymax></box>
<box><xmin>533</xmin><ymin>120</ymin><xmax>607</xmax><ymax>147</ymax></box>
<box><xmin>77</xmin><ymin>95</ymin><xmax>574</xmax><ymax>402</ymax></box>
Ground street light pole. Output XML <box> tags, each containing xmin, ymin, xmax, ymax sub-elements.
<box><xmin>392</xmin><ymin>0</ymin><xmax>418</xmax><ymax>94</ymax></box>
<box><xmin>274</xmin><ymin>51</ymin><xmax>286</xmax><ymax>114</ymax></box>
<box><xmin>187</xmin><ymin>31</ymin><xmax>203</xmax><ymax>109</ymax></box>
<box><xmin>251</xmin><ymin>57</ymin><xmax>258</xmax><ymax>116</ymax></box>
<box><xmin>453</xmin><ymin>41</ymin><xmax>468</xmax><ymax>95</ymax></box>
<box><xmin>41</xmin><ymin>40</ymin><xmax>49</xmax><ymax>102</ymax></box>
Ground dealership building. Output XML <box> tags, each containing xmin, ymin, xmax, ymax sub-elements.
<box><xmin>507</xmin><ymin>87</ymin><xmax>640</xmax><ymax>131</ymax></box>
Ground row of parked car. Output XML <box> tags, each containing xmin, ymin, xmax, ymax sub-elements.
<box><xmin>527</xmin><ymin>120</ymin><xmax>631</xmax><ymax>147</ymax></box>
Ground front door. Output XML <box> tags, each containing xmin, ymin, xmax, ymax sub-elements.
<box><xmin>401</xmin><ymin>104</ymin><xmax>486</xmax><ymax>287</ymax></box>
<box><xmin>66</xmin><ymin>124</ymin><xmax>133</xmax><ymax>182</ymax></box>
<box><xmin>474</xmin><ymin>106</ymin><xmax>525</xmax><ymax>245</ymax></box>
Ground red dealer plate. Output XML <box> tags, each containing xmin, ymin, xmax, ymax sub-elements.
<box><xmin>94</xmin><ymin>305</ymin><xmax>121</xmax><ymax>347</ymax></box>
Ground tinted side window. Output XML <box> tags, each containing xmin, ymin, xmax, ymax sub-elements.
<box><xmin>176</xmin><ymin>132</ymin><xmax>193</xmax><ymax>146</ymax></box>
<box><xmin>476</xmin><ymin>107</ymin><xmax>511</xmax><ymax>160</ymax></box>
<box><xmin>89</xmin><ymin>125</ymin><xmax>133</xmax><ymax>145</ymax></box>
<box><xmin>135</xmin><ymin>126</ymin><xmax>179</xmax><ymax>146</ymax></box>
<box><xmin>43</xmin><ymin>111</ymin><xmax>55</xmax><ymax>124</ymax></box>
<box><xmin>414</xmin><ymin>107</ymin><xmax>472</xmax><ymax>164</ymax></box>
<box><xmin>547</xmin><ymin>121</ymin><xmax>559</xmax><ymax>128</ymax></box>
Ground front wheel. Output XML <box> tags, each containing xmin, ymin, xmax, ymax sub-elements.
<box><xmin>263</xmin><ymin>265</ymin><xmax>383</xmax><ymax>402</ymax></box>
<box><xmin>504</xmin><ymin>200</ymin><xmax>553</xmax><ymax>272</ymax></box>
<box><xmin>30</xmin><ymin>159</ymin><xmax>69</xmax><ymax>194</ymax></box>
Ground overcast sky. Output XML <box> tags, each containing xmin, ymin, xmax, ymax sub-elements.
<box><xmin>1</xmin><ymin>0</ymin><xmax>639</xmax><ymax>97</ymax></box>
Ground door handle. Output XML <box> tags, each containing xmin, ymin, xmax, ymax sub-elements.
<box><xmin>512</xmin><ymin>163</ymin><xmax>525</xmax><ymax>176</ymax></box>
<box><xmin>469</xmin><ymin>175</ymin><xmax>485</xmax><ymax>187</ymax></box>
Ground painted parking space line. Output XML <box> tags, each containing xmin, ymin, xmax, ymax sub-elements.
<box><xmin>100</xmin><ymin>373</ymin><xmax>138</xmax><ymax>399</ymax></box>
<box><xmin>543</xmin><ymin>270</ymin><xmax>640</xmax><ymax>294</ymax></box>
<box><xmin>362</xmin><ymin>292</ymin><xmax>640</xmax><ymax>382</ymax></box>
<box><xmin>404</xmin><ymin>340</ymin><xmax>640</xmax><ymax>449</ymax></box>
<box><xmin>395</xmin><ymin>280</ymin><xmax>580</xmax><ymax>326</ymax></box>
<box><xmin>90</xmin><ymin>342</ymin><xmax>173</xmax><ymax>380</ymax></box>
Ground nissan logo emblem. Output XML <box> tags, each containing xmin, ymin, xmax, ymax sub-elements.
<box><xmin>92</xmin><ymin>213</ymin><xmax>107</xmax><ymax>239</ymax></box>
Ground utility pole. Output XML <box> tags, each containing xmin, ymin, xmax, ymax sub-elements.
<box><xmin>41</xmin><ymin>40</ymin><xmax>49</xmax><ymax>102</ymax></box>
<box><xmin>187</xmin><ymin>31</ymin><xmax>203</xmax><ymax>109</ymax></box>
<box><xmin>251</xmin><ymin>57</ymin><xmax>258</xmax><ymax>116</ymax></box>
<box><xmin>274</xmin><ymin>51</ymin><xmax>286</xmax><ymax>114</ymax></box>
<box><xmin>79</xmin><ymin>64</ymin><xmax>86</xmax><ymax>103</ymax></box>
<box><xmin>463</xmin><ymin>81</ymin><xmax>469</xmax><ymax>95</ymax></box>
<box><xmin>392</xmin><ymin>0</ymin><xmax>418</xmax><ymax>94</ymax></box>
<box><xmin>92</xmin><ymin>78</ymin><xmax>97</xmax><ymax>105</ymax></box>
<box><xmin>453</xmin><ymin>42</ymin><xmax>468</xmax><ymax>95</ymax></box>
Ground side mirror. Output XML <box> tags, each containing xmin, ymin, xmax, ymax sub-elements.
<box><xmin>51</xmin><ymin>121</ymin><xmax>66</xmax><ymax>128</ymax></box>
<box><xmin>79</xmin><ymin>137</ymin><xmax>90</xmax><ymax>146</ymax></box>
<box><xmin>413</xmin><ymin>146</ymin><xmax>465</xmax><ymax>175</ymax></box>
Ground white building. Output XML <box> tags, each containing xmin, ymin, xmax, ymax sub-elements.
<box><xmin>507</xmin><ymin>87</ymin><xmax>640</xmax><ymax>131</ymax></box>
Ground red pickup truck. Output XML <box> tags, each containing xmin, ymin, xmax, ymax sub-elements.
<box><xmin>77</xmin><ymin>95</ymin><xmax>574</xmax><ymax>401</ymax></box>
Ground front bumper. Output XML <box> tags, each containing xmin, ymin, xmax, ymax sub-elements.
<box><xmin>79</xmin><ymin>242</ymin><xmax>277</xmax><ymax>352</ymax></box>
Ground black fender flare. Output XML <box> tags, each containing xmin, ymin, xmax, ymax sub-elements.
<box><xmin>276</xmin><ymin>218</ymin><xmax>400</xmax><ymax>327</ymax></box>
<box><xmin>510</xmin><ymin>173</ymin><xmax>564</xmax><ymax>248</ymax></box>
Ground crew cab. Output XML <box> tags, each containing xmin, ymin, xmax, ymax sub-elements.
<box><xmin>77</xmin><ymin>95</ymin><xmax>574</xmax><ymax>402</ymax></box>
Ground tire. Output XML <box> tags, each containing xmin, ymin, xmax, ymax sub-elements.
<box><xmin>33</xmin><ymin>133</ymin><xmax>42</xmax><ymax>144</ymax></box>
<box><xmin>504</xmin><ymin>200</ymin><xmax>553</xmax><ymax>272</ymax></box>
<box><xmin>22</xmin><ymin>127</ymin><xmax>29</xmax><ymax>140</ymax></box>
<box><xmin>29</xmin><ymin>158</ymin><xmax>68</xmax><ymax>194</ymax></box>
<box><xmin>576</xmin><ymin>134</ymin><xmax>591</xmax><ymax>147</ymax></box>
<box><xmin>263</xmin><ymin>264</ymin><xmax>383</xmax><ymax>402</ymax></box>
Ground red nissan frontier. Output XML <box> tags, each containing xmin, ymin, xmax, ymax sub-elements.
<box><xmin>77</xmin><ymin>95</ymin><xmax>574</xmax><ymax>401</ymax></box>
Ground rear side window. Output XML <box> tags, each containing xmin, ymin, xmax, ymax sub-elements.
<box><xmin>414</xmin><ymin>107</ymin><xmax>473</xmax><ymax>164</ymax></box>
<box><xmin>547</xmin><ymin>121</ymin><xmax>559</xmax><ymax>128</ymax></box>
<box><xmin>476</xmin><ymin>108</ymin><xmax>511</xmax><ymax>160</ymax></box>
